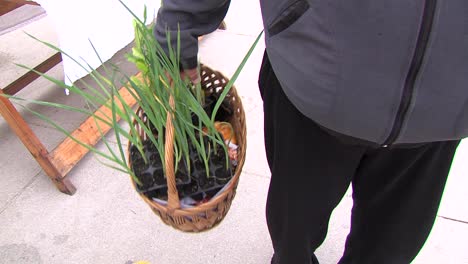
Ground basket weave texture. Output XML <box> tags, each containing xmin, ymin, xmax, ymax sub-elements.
<box><xmin>129</xmin><ymin>64</ymin><xmax>246</xmax><ymax>232</ymax></box>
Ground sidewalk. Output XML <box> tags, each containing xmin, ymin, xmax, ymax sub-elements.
<box><xmin>1</xmin><ymin>1</ymin><xmax>467</xmax><ymax>263</ymax></box>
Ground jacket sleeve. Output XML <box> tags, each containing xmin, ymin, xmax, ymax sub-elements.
<box><xmin>154</xmin><ymin>0</ymin><xmax>231</xmax><ymax>70</ymax></box>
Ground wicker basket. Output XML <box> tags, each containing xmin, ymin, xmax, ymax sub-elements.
<box><xmin>128</xmin><ymin>64</ymin><xmax>246</xmax><ymax>232</ymax></box>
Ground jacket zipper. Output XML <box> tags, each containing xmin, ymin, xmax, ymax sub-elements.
<box><xmin>382</xmin><ymin>0</ymin><xmax>437</xmax><ymax>147</ymax></box>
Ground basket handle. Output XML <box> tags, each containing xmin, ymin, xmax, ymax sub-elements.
<box><xmin>165</xmin><ymin>82</ymin><xmax>180</xmax><ymax>211</ymax></box>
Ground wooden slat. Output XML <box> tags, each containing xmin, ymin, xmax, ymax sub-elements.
<box><xmin>3</xmin><ymin>52</ymin><xmax>62</xmax><ymax>96</ymax></box>
<box><xmin>3</xmin><ymin>0</ymin><xmax>40</xmax><ymax>6</ymax></box>
<box><xmin>49</xmin><ymin>78</ymin><xmax>140</xmax><ymax>177</ymax></box>
<box><xmin>0</xmin><ymin>89</ymin><xmax>76</xmax><ymax>194</ymax></box>
<box><xmin>0</xmin><ymin>1</ymin><xmax>22</xmax><ymax>16</ymax></box>
<box><xmin>0</xmin><ymin>1</ymin><xmax>40</xmax><ymax>16</ymax></box>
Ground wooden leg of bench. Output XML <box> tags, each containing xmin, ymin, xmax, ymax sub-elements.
<box><xmin>52</xmin><ymin>176</ymin><xmax>76</xmax><ymax>195</ymax></box>
<box><xmin>0</xmin><ymin>90</ymin><xmax>76</xmax><ymax>195</ymax></box>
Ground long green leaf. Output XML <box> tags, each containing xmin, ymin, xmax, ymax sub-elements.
<box><xmin>211</xmin><ymin>30</ymin><xmax>264</xmax><ymax>122</ymax></box>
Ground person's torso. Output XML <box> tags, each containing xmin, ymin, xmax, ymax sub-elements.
<box><xmin>260</xmin><ymin>0</ymin><xmax>468</xmax><ymax>145</ymax></box>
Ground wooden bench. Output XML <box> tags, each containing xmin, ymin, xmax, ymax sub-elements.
<box><xmin>1</xmin><ymin>49</ymin><xmax>138</xmax><ymax>195</ymax></box>
<box><xmin>1</xmin><ymin>1</ymin><xmax>223</xmax><ymax>195</ymax></box>
<box><xmin>1</xmin><ymin>1</ymin><xmax>138</xmax><ymax>194</ymax></box>
<box><xmin>0</xmin><ymin>43</ymin><xmax>139</xmax><ymax>196</ymax></box>
<box><xmin>0</xmin><ymin>0</ymin><xmax>40</xmax><ymax>16</ymax></box>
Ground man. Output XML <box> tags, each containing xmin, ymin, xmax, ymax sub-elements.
<box><xmin>154</xmin><ymin>1</ymin><xmax>467</xmax><ymax>263</ymax></box>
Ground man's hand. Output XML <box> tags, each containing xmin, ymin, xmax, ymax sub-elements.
<box><xmin>181</xmin><ymin>68</ymin><xmax>201</xmax><ymax>84</ymax></box>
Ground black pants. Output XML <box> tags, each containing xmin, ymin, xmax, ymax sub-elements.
<box><xmin>259</xmin><ymin>52</ymin><xmax>460</xmax><ymax>264</ymax></box>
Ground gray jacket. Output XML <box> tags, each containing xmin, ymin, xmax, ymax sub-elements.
<box><xmin>155</xmin><ymin>0</ymin><xmax>468</xmax><ymax>145</ymax></box>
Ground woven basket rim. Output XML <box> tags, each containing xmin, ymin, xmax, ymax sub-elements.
<box><xmin>127</xmin><ymin>64</ymin><xmax>246</xmax><ymax>217</ymax></box>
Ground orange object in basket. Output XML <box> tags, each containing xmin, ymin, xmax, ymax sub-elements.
<box><xmin>214</xmin><ymin>122</ymin><xmax>237</xmax><ymax>144</ymax></box>
<box><xmin>202</xmin><ymin>122</ymin><xmax>237</xmax><ymax>144</ymax></box>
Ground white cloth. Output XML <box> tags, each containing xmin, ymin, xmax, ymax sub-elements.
<box><xmin>35</xmin><ymin>0</ymin><xmax>160</xmax><ymax>84</ymax></box>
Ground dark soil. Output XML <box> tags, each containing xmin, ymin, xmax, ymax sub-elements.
<box><xmin>130</xmin><ymin>141</ymin><xmax>190</xmax><ymax>194</ymax></box>
<box><xmin>191</xmin><ymin>94</ymin><xmax>233</xmax><ymax>125</ymax></box>
<box><xmin>130</xmin><ymin>135</ymin><xmax>235</xmax><ymax>203</ymax></box>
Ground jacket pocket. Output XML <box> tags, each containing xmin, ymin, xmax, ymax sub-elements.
<box><xmin>268</xmin><ymin>0</ymin><xmax>310</xmax><ymax>37</ymax></box>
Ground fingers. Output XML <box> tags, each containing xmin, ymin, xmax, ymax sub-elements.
<box><xmin>164</xmin><ymin>67</ymin><xmax>201</xmax><ymax>85</ymax></box>
<box><xmin>182</xmin><ymin>68</ymin><xmax>201</xmax><ymax>84</ymax></box>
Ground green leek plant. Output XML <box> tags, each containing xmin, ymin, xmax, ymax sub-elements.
<box><xmin>4</xmin><ymin>2</ymin><xmax>263</xmax><ymax>186</ymax></box>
